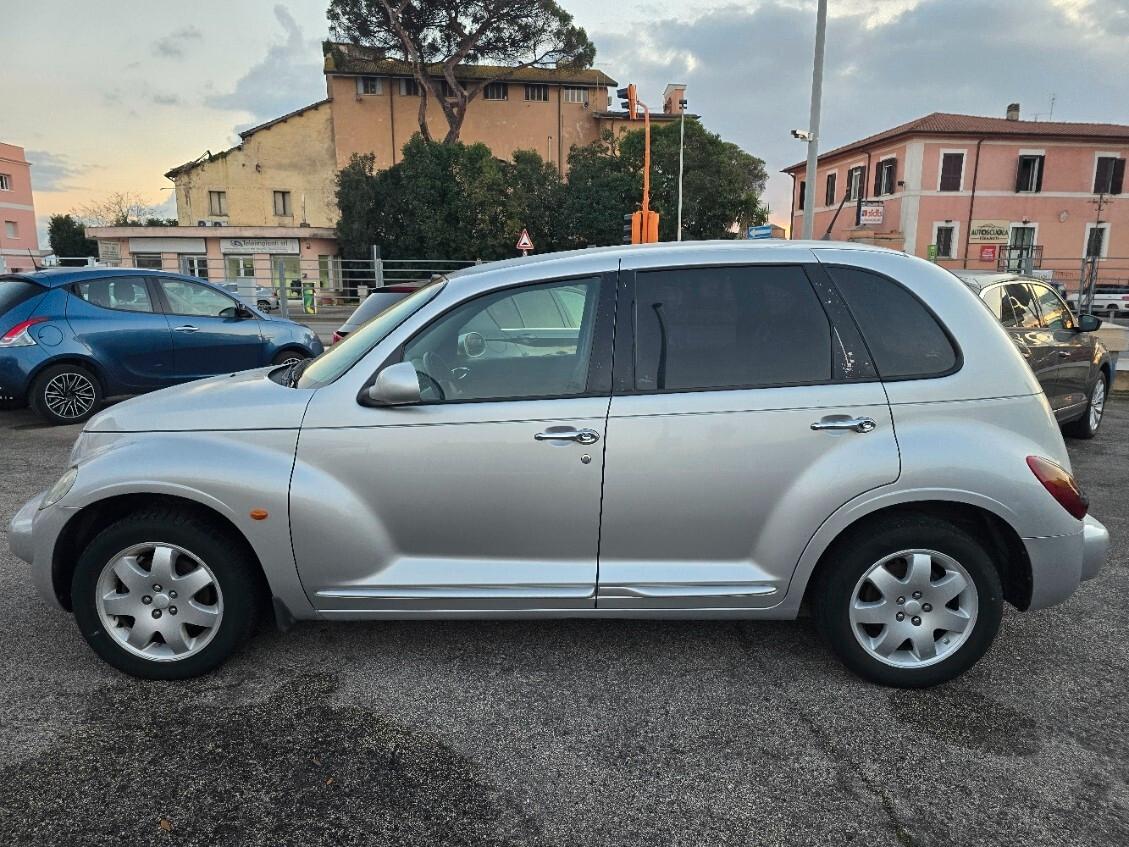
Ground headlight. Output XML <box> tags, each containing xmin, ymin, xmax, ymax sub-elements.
<box><xmin>40</xmin><ymin>467</ymin><xmax>78</xmax><ymax>510</ymax></box>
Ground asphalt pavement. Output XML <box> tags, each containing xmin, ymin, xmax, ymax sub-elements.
<box><xmin>0</xmin><ymin>402</ymin><xmax>1126</xmax><ymax>846</ymax></box>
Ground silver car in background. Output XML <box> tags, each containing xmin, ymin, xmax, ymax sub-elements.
<box><xmin>8</xmin><ymin>241</ymin><xmax>1109</xmax><ymax>687</ymax></box>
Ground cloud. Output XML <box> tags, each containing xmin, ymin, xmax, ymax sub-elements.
<box><xmin>597</xmin><ymin>0</ymin><xmax>1128</xmax><ymax>222</ymax></box>
<box><xmin>24</xmin><ymin>150</ymin><xmax>87</xmax><ymax>193</ymax></box>
<box><xmin>204</xmin><ymin>5</ymin><xmax>325</xmax><ymax>124</ymax></box>
<box><xmin>151</xmin><ymin>92</ymin><xmax>182</xmax><ymax>106</ymax></box>
<box><xmin>153</xmin><ymin>25</ymin><xmax>203</xmax><ymax>59</ymax></box>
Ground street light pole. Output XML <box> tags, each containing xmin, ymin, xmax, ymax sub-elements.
<box><xmin>802</xmin><ymin>0</ymin><xmax>828</xmax><ymax>240</ymax></box>
<box><xmin>677</xmin><ymin>98</ymin><xmax>687</xmax><ymax>241</ymax></box>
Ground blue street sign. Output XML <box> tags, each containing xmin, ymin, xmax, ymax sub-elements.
<box><xmin>748</xmin><ymin>225</ymin><xmax>774</xmax><ymax>239</ymax></box>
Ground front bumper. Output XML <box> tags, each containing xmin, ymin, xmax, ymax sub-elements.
<box><xmin>8</xmin><ymin>490</ymin><xmax>74</xmax><ymax>610</ymax></box>
<box><xmin>1022</xmin><ymin>514</ymin><xmax>1109</xmax><ymax>610</ymax></box>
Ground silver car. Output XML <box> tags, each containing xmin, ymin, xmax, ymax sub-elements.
<box><xmin>8</xmin><ymin>241</ymin><xmax>1109</xmax><ymax>687</ymax></box>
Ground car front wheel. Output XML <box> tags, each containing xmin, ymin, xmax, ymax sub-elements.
<box><xmin>813</xmin><ymin>515</ymin><xmax>1003</xmax><ymax>687</ymax></box>
<box><xmin>29</xmin><ymin>363</ymin><xmax>103</xmax><ymax>425</ymax></box>
<box><xmin>71</xmin><ymin>509</ymin><xmax>260</xmax><ymax>679</ymax></box>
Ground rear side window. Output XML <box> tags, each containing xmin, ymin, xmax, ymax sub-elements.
<box><xmin>634</xmin><ymin>265</ymin><xmax>833</xmax><ymax>391</ymax></box>
<box><xmin>827</xmin><ymin>266</ymin><xmax>957</xmax><ymax>379</ymax></box>
<box><xmin>981</xmin><ymin>285</ymin><xmax>1018</xmax><ymax>326</ymax></box>
<box><xmin>74</xmin><ymin>277</ymin><xmax>155</xmax><ymax>313</ymax></box>
<box><xmin>0</xmin><ymin>279</ymin><xmax>44</xmax><ymax>315</ymax></box>
<box><xmin>1002</xmin><ymin>283</ymin><xmax>1040</xmax><ymax>329</ymax></box>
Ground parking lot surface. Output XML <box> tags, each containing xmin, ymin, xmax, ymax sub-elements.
<box><xmin>0</xmin><ymin>404</ymin><xmax>1126</xmax><ymax>846</ymax></box>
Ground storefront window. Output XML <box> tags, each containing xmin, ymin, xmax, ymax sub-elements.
<box><xmin>271</xmin><ymin>255</ymin><xmax>301</xmax><ymax>297</ymax></box>
<box><xmin>181</xmin><ymin>255</ymin><xmax>209</xmax><ymax>279</ymax></box>
<box><xmin>133</xmin><ymin>254</ymin><xmax>163</xmax><ymax>270</ymax></box>
<box><xmin>225</xmin><ymin>255</ymin><xmax>255</xmax><ymax>280</ymax></box>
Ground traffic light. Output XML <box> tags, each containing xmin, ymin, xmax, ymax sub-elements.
<box><xmin>623</xmin><ymin>213</ymin><xmax>635</xmax><ymax>244</ymax></box>
<box><xmin>642</xmin><ymin>210</ymin><xmax>659</xmax><ymax>243</ymax></box>
<box><xmin>616</xmin><ymin>83</ymin><xmax>638</xmax><ymax>120</ymax></box>
<box><xmin>623</xmin><ymin>210</ymin><xmax>659</xmax><ymax>244</ymax></box>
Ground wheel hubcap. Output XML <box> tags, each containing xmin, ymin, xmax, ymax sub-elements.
<box><xmin>849</xmin><ymin>548</ymin><xmax>978</xmax><ymax>669</ymax></box>
<box><xmin>1090</xmin><ymin>379</ymin><xmax>1106</xmax><ymax>431</ymax></box>
<box><xmin>44</xmin><ymin>372</ymin><xmax>96</xmax><ymax>419</ymax></box>
<box><xmin>95</xmin><ymin>542</ymin><xmax>223</xmax><ymax>662</ymax></box>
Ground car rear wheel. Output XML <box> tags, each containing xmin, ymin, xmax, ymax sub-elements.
<box><xmin>813</xmin><ymin>515</ymin><xmax>1003</xmax><ymax>688</ymax></box>
<box><xmin>271</xmin><ymin>350</ymin><xmax>308</xmax><ymax>367</ymax></box>
<box><xmin>1064</xmin><ymin>372</ymin><xmax>1108</xmax><ymax>439</ymax></box>
<box><xmin>71</xmin><ymin>509</ymin><xmax>260</xmax><ymax>679</ymax></box>
<box><xmin>29</xmin><ymin>363</ymin><xmax>103</xmax><ymax>425</ymax></box>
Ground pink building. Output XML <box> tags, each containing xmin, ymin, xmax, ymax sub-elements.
<box><xmin>784</xmin><ymin>107</ymin><xmax>1129</xmax><ymax>291</ymax></box>
<box><xmin>0</xmin><ymin>143</ymin><xmax>42</xmax><ymax>273</ymax></box>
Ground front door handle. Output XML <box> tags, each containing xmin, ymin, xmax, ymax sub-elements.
<box><xmin>1057</xmin><ymin>351</ymin><xmax>1070</xmax><ymax>358</ymax></box>
<box><xmin>174</xmin><ymin>325</ymin><xmax>200</xmax><ymax>333</ymax></box>
<box><xmin>811</xmin><ymin>416</ymin><xmax>878</xmax><ymax>434</ymax></box>
<box><xmin>534</xmin><ymin>428</ymin><xmax>601</xmax><ymax>445</ymax></box>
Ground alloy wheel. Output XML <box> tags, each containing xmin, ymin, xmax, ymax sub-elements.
<box><xmin>848</xmin><ymin>548</ymin><xmax>978</xmax><ymax>668</ymax></box>
<box><xmin>43</xmin><ymin>372</ymin><xmax>96</xmax><ymax>419</ymax></box>
<box><xmin>1090</xmin><ymin>378</ymin><xmax>1106</xmax><ymax>432</ymax></box>
<box><xmin>95</xmin><ymin>542</ymin><xmax>224</xmax><ymax>661</ymax></box>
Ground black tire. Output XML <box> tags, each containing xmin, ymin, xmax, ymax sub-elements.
<box><xmin>812</xmin><ymin>515</ymin><xmax>1003</xmax><ymax>688</ymax></box>
<box><xmin>271</xmin><ymin>349</ymin><xmax>309</xmax><ymax>366</ymax></box>
<box><xmin>29</xmin><ymin>362</ymin><xmax>103</xmax><ymax>425</ymax></box>
<box><xmin>257</xmin><ymin>300</ymin><xmax>273</xmax><ymax>311</ymax></box>
<box><xmin>71</xmin><ymin>508</ymin><xmax>260</xmax><ymax>680</ymax></box>
<box><xmin>1063</xmin><ymin>371</ymin><xmax>1108</xmax><ymax>440</ymax></box>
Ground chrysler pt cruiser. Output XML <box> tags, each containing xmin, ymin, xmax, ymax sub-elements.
<box><xmin>8</xmin><ymin>242</ymin><xmax>1109</xmax><ymax>687</ymax></box>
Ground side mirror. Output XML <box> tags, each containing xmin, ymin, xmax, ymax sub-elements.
<box><xmin>236</xmin><ymin>303</ymin><xmax>255</xmax><ymax>320</ymax></box>
<box><xmin>363</xmin><ymin>361</ymin><xmax>421</xmax><ymax>406</ymax></box>
<box><xmin>1078</xmin><ymin>313</ymin><xmax>1103</xmax><ymax>333</ymax></box>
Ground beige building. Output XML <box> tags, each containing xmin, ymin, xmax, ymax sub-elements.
<box><xmin>166</xmin><ymin>43</ymin><xmax>684</xmax><ymax>229</ymax></box>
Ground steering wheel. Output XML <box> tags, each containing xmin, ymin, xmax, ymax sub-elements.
<box><xmin>422</xmin><ymin>351</ymin><xmax>459</xmax><ymax>400</ymax></box>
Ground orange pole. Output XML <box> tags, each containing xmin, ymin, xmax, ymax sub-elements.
<box><xmin>642</xmin><ymin>102</ymin><xmax>651</xmax><ymax>218</ymax></box>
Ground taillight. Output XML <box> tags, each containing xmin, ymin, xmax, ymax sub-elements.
<box><xmin>1027</xmin><ymin>455</ymin><xmax>1088</xmax><ymax>519</ymax></box>
<box><xmin>0</xmin><ymin>317</ymin><xmax>46</xmax><ymax>348</ymax></box>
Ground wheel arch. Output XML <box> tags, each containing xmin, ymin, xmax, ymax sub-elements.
<box><xmin>799</xmin><ymin>499</ymin><xmax>1032</xmax><ymax>612</ymax></box>
<box><xmin>26</xmin><ymin>354</ymin><xmax>109</xmax><ymax>400</ymax></box>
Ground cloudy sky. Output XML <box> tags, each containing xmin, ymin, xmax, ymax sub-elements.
<box><xmin>2</xmin><ymin>0</ymin><xmax>1126</xmax><ymax>244</ymax></box>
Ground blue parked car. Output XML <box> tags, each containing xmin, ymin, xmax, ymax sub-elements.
<box><xmin>0</xmin><ymin>268</ymin><xmax>323</xmax><ymax>424</ymax></box>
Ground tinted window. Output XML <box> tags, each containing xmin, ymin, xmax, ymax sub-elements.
<box><xmin>159</xmin><ymin>279</ymin><xmax>238</xmax><ymax>317</ymax></box>
<box><xmin>828</xmin><ymin>266</ymin><xmax>957</xmax><ymax>379</ymax></box>
<box><xmin>74</xmin><ymin>277</ymin><xmax>155</xmax><ymax>313</ymax></box>
<box><xmin>1002</xmin><ymin>283</ymin><xmax>1040</xmax><ymax>329</ymax></box>
<box><xmin>0</xmin><ymin>279</ymin><xmax>44</xmax><ymax>315</ymax></box>
<box><xmin>1031</xmin><ymin>284</ymin><xmax>1074</xmax><ymax>331</ymax></box>
<box><xmin>634</xmin><ymin>265</ymin><xmax>832</xmax><ymax>391</ymax></box>
<box><xmin>405</xmin><ymin>278</ymin><xmax>600</xmax><ymax>402</ymax></box>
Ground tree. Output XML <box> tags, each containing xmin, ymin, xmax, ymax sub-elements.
<box><xmin>47</xmin><ymin>214</ymin><xmax>97</xmax><ymax>263</ymax></box>
<box><xmin>618</xmin><ymin>119</ymin><xmax>768</xmax><ymax>241</ymax></box>
<box><xmin>73</xmin><ymin>191</ymin><xmax>165</xmax><ymax>227</ymax></box>
<box><xmin>502</xmin><ymin>149</ymin><xmax>563</xmax><ymax>253</ymax></box>
<box><xmin>556</xmin><ymin>131</ymin><xmax>639</xmax><ymax>248</ymax></box>
<box><xmin>327</xmin><ymin>0</ymin><xmax>595</xmax><ymax>143</ymax></box>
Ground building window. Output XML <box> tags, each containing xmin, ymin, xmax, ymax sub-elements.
<box><xmin>1085</xmin><ymin>223</ymin><xmax>1109</xmax><ymax>259</ymax></box>
<box><xmin>132</xmin><ymin>254</ymin><xmax>163</xmax><ymax>270</ymax></box>
<box><xmin>524</xmin><ymin>84</ymin><xmax>549</xmax><ymax>102</ymax></box>
<box><xmin>208</xmin><ymin>190</ymin><xmax>227</xmax><ymax>216</ymax></box>
<box><xmin>797</xmin><ymin>180</ymin><xmax>806</xmax><ymax>211</ymax></box>
<box><xmin>483</xmin><ymin>82</ymin><xmax>508</xmax><ymax>100</ymax></box>
<box><xmin>1015</xmin><ymin>154</ymin><xmax>1044</xmax><ymax>192</ymax></box>
<box><xmin>563</xmin><ymin>87</ymin><xmax>588</xmax><ymax>104</ymax></box>
<box><xmin>357</xmin><ymin>76</ymin><xmax>382</xmax><ymax>95</ymax></box>
<box><xmin>399</xmin><ymin>78</ymin><xmax>420</xmax><ymax>97</ymax></box>
<box><xmin>226</xmin><ymin>255</ymin><xmax>255</xmax><ymax>279</ymax></box>
<box><xmin>181</xmin><ymin>255</ymin><xmax>209</xmax><ymax>279</ymax></box>
<box><xmin>1094</xmin><ymin>156</ymin><xmax>1125</xmax><ymax>195</ymax></box>
<box><xmin>4</xmin><ymin>220</ymin><xmax>18</xmax><ymax>239</ymax></box>
<box><xmin>874</xmin><ymin>158</ymin><xmax>897</xmax><ymax>196</ymax></box>
<box><xmin>0</xmin><ymin>174</ymin><xmax>10</xmax><ymax>191</ymax></box>
<box><xmin>939</xmin><ymin>152</ymin><xmax>964</xmax><ymax>191</ymax></box>
<box><xmin>846</xmin><ymin>165</ymin><xmax>865</xmax><ymax>201</ymax></box>
<box><xmin>933</xmin><ymin>223</ymin><xmax>957</xmax><ymax>259</ymax></box>
<box><xmin>273</xmin><ymin>190</ymin><xmax>292</xmax><ymax>217</ymax></box>
<box><xmin>824</xmin><ymin>172</ymin><xmax>837</xmax><ymax>206</ymax></box>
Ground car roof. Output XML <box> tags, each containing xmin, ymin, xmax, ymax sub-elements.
<box><xmin>0</xmin><ymin>267</ymin><xmax>186</xmax><ymax>289</ymax></box>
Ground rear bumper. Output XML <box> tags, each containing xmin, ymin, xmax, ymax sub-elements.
<box><xmin>1022</xmin><ymin>514</ymin><xmax>1109</xmax><ymax>611</ymax></box>
<box><xmin>0</xmin><ymin>349</ymin><xmax>43</xmax><ymax>404</ymax></box>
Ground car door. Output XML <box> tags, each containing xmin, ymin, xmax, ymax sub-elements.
<box><xmin>153</xmin><ymin>276</ymin><xmax>265</xmax><ymax>379</ymax></box>
<box><xmin>290</xmin><ymin>273</ymin><xmax>616</xmax><ymax>613</ymax></box>
<box><xmin>996</xmin><ymin>282</ymin><xmax>1062</xmax><ymax>408</ymax></box>
<box><xmin>65</xmin><ymin>275</ymin><xmax>176</xmax><ymax>392</ymax></box>
<box><xmin>1030</xmin><ymin>282</ymin><xmax>1090</xmax><ymax>414</ymax></box>
<box><xmin>596</xmin><ymin>260</ymin><xmax>900</xmax><ymax>610</ymax></box>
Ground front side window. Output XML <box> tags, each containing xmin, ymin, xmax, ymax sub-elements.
<box><xmin>483</xmin><ymin>82</ymin><xmax>508</xmax><ymax>100</ymax></box>
<box><xmin>208</xmin><ymin>190</ymin><xmax>227</xmax><ymax>216</ymax></box>
<box><xmin>1001</xmin><ymin>282</ymin><xmax>1040</xmax><ymax>329</ymax></box>
<box><xmin>133</xmin><ymin>254</ymin><xmax>163</xmax><ymax>270</ymax></box>
<box><xmin>159</xmin><ymin>279</ymin><xmax>240</xmax><ymax>317</ymax></box>
<box><xmin>74</xmin><ymin>277</ymin><xmax>155</xmax><ymax>313</ymax></box>
<box><xmin>524</xmin><ymin>84</ymin><xmax>549</xmax><ymax>102</ymax></box>
<box><xmin>1016</xmin><ymin>155</ymin><xmax>1044</xmax><ymax>192</ymax></box>
<box><xmin>1031</xmin><ymin>283</ymin><xmax>1074</xmax><ymax>331</ymax></box>
<box><xmin>273</xmin><ymin>191</ymin><xmax>292</xmax><ymax>217</ymax></box>
<box><xmin>634</xmin><ymin>265</ymin><xmax>832</xmax><ymax>392</ymax></box>
<box><xmin>404</xmin><ymin>277</ymin><xmax>600</xmax><ymax>402</ymax></box>
<box><xmin>828</xmin><ymin>266</ymin><xmax>957</xmax><ymax>379</ymax></box>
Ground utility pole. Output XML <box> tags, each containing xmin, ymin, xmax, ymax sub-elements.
<box><xmin>802</xmin><ymin>0</ymin><xmax>828</xmax><ymax>240</ymax></box>
<box><xmin>1083</xmin><ymin>193</ymin><xmax>1113</xmax><ymax>313</ymax></box>
<box><xmin>677</xmin><ymin>97</ymin><xmax>687</xmax><ymax>241</ymax></box>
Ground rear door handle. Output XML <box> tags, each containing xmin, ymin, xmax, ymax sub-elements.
<box><xmin>811</xmin><ymin>416</ymin><xmax>877</xmax><ymax>434</ymax></box>
<box><xmin>174</xmin><ymin>325</ymin><xmax>200</xmax><ymax>333</ymax></box>
<box><xmin>534</xmin><ymin>428</ymin><xmax>600</xmax><ymax>445</ymax></box>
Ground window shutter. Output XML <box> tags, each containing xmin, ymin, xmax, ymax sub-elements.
<box><xmin>940</xmin><ymin>154</ymin><xmax>962</xmax><ymax>191</ymax></box>
<box><xmin>873</xmin><ymin>164</ymin><xmax>882</xmax><ymax>195</ymax></box>
<box><xmin>798</xmin><ymin>180</ymin><xmax>806</xmax><ymax>210</ymax></box>
<box><xmin>1014</xmin><ymin>158</ymin><xmax>1024</xmax><ymax>192</ymax></box>
<box><xmin>1111</xmin><ymin>159</ymin><xmax>1125</xmax><ymax>195</ymax></box>
<box><xmin>1035</xmin><ymin>155</ymin><xmax>1045</xmax><ymax>192</ymax></box>
<box><xmin>1094</xmin><ymin>158</ymin><xmax>1113</xmax><ymax>193</ymax></box>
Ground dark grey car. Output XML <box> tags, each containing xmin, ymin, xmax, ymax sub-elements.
<box><xmin>956</xmin><ymin>272</ymin><xmax>1110</xmax><ymax>438</ymax></box>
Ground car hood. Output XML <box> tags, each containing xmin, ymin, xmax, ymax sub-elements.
<box><xmin>85</xmin><ymin>367</ymin><xmax>313</xmax><ymax>433</ymax></box>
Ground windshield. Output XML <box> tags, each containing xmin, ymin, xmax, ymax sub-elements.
<box><xmin>296</xmin><ymin>281</ymin><xmax>444</xmax><ymax>389</ymax></box>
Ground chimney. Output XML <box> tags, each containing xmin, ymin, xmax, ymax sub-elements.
<box><xmin>663</xmin><ymin>83</ymin><xmax>687</xmax><ymax>115</ymax></box>
<box><xmin>1006</xmin><ymin>102</ymin><xmax>1020</xmax><ymax>121</ymax></box>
